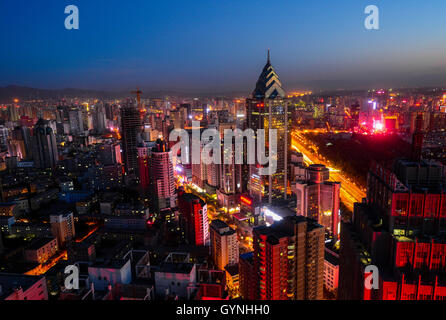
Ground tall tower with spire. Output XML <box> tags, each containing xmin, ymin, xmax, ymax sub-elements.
<box><xmin>246</xmin><ymin>50</ymin><xmax>290</xmax><ymax>204</ymax></box>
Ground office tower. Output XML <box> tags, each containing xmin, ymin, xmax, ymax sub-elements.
<box><xmin>120</xmin><ymin>102</ymin><xmax>141</xmax><ymax>177</ymax></box>
<box><xmin>10</xmin><ymin>126</ymin><xmax>32</xmax><ymax>160</ymax></box>
<box><xmin>339</xmin><ymin>132</ymin><xmax>446</xmax><ymax>299</ymax></box>
<box><xmin>246</xmin><ymin>50</ymin><xmax>290</xmax><ymax>204</ymax></box>
<box><xmin>31</xmin><ymin>119</ymin><xmax>58</xmax><ymax>169</ymax></box>
<box><xmin>210</xmin><ymin>219</ymin><xmax>239</xmax><ymax>270</ymax></box>
<box><xmin>252</xmin><ymin>215</ymin><xmax>325</xmax><ymax>300</ymax></box>
<box><xmin>293</xmin><ymin>164</ymin><xmax>341</xmax><ymax>239</ymax></box>
<box><xmin>149</xmin><ymin>140</ymin><xmax>177</xmax><ymax>210</ymax></box>
<box><xmin>411</xmin><ymin>113</ymin><xmax>424</xmax><ymax>161</ymax></box>
<box><xmin>217</xmin><ymin>140</ymin><xmax>243</xmax><ymax>209</ymax></box>
<box><xmin>192</xmin><ymin>140</ymin><xmax>207</xmax><ymax>189</ymax></box>
<box><xmin>178</xmin><ymin>190</ymin><xmax>209</xmax><ymax>246</ymax></box>
<box><xmin>239</xmin><ymin>252</ymin><xmax>257</xmax><ymax>300</ymax></box>
<box><xmin>137</xmin><ymin>141</ymin><xmax>156</xmax><ymax>191</ymax></box>
<box><xmin>50</xmin><ymin>211</ymin><xmax>75</xmax><ymax>246</ymax></box>
<box><xmin>68</xmin><ymin>109</ymin><xmax>84</xmax><ymax>135</ymax></box>
<box><xmin>206</xmin><ymin>161</ymin><xmax>220</xmax><ymax>190</ymax></box>
<box><xmin>138</xmin><ymin>153</ymin><xmax>150</xmax><ymax>191</ymax></box>
<box><xmin>0</xmin><ymin>126</ymin><xmax>9</xmax><ymax>153</ymax></box>
<box><xmin>93</xmin><ymin>104</ymin><xmax>107</xmax><ymax>134</ymax></box>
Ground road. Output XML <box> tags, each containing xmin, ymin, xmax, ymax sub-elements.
<box><xmin>291</xmin><ymin>130</ymin><xmax>366</xmax><ymax>212</ymax></box>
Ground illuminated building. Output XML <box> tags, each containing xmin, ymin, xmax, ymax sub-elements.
<box><xmin>148</xmin><ymin>140</ymin><xmax>177</xmax><ymax>210</ymax></box>
<box><xmin>252</xmin><ymin>215</ymin><xmax>325</xmax><ymax>300</ymax></box>
<box><xmin>239</xmin><ymin>252</ymin><xmax>257</xmax><ymax>300</ymax></box>
<box><xmin>97</xmin><ymin>143</ymin><xmax>121</xmax><ymax>166</ymax></box>
<box><xmin>210</xmin><ymin>219</ymin><xmax>239</xmax><ymax>270</ymax></box>
<box><xmin>178</xmin><ymin>190</ymin><xmax>209</xmax><ymax>246</ymax></box>
<box><xmin>293</xmin><ymin>164</ymin><xmax>341</xmax><ymax>239</ymax></box>
<box><xmin>324</xmin><ymin>248</ymin><xmax>339</xmax><ymax>293</ymax></box>
<box><xmin>120</xmin><ymin>102</ymin><xmax>141</xmax><ymax>178</ymax></box>
<box><xmin>50</xmin><ymin>211</ymin><xmax>75</xmax><ymax>246</ymax></box>
<box><xmin>246</xmin><ymin>50</ymin><xmax>290</xmax><ymax>204</ymax></box>
<box><xmin>339</xmin><ymin>127</ymin><xmax>446</xmax><ymax>300</ymax></box>
<box><xmin>138</xmin><ymin>155</ymin><xmax>150</xmax><ymax>190</ymax></box>
<box><xmin>31</xmin><ymin>119</ymin><xmax>58</xmax><ymax>169</ymax></box>
<box><xmin>0</xmin><ymin>273</ymin><xmax>48</xmax><ymax>300</ymax></box>
<box><xmin>192</xmin><ymin>140</ymin><xmax>207</xmax><ymax>189</ymax></box>
<box><xmin>217</xmin><ymin>140</ymin><xmax>243</xmax><ymax>209</ymax></box>
<box><xmin>25</xmin><ymin>237</ymin><xmax>58</xmax><ymax>264</ymax></box>
<box><xmin>10</xmin><ymin>126</ymin><xmax>32</xmax><ymax>160</ymax></box>
<box><xmin>0</xmin><ymin>203</ymin><xmax>17</xmax><ymax>217</ymax></box>
<box><xmin>68</xmin><ymin>109</ymin><xmax>84</xmax><ymax>135</ymax></box>
<box><xmin>195</xmin><ymin>269</ymin><xmax>228</xmax><ymax>300</ymax></box>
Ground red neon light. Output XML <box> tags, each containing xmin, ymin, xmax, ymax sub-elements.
<box><xmin>240</xmin><ymin>196</ymin><xmax>252</xmax><ymax>206</ymax></box>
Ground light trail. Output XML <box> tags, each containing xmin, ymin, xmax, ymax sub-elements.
<box><xmin>291</xmin><ymin>130</ymin><xmax>366</xmax><ymax>212</ymax></box>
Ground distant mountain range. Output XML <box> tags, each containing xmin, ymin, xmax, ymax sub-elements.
<box><xmin>0</xmin><ymin>85</ymin><xmax>249</xmax><ymax>103</ymax></box>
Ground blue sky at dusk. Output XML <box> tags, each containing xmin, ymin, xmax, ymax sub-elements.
<box><xmin>1</xmin><ymin>0</ymin><xmax>446</xmax><ymax>93</ymax></box>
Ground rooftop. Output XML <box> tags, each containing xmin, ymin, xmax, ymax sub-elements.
<box><xmin>0</xmin><ymin>273</ymin><xmax>45</xmax><ymax>300</ymax></box>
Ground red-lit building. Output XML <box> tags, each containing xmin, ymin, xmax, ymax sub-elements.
<box><xmin>339</xmin><ymin>153</ymin><xmax>446</xmax><ymax>300</ymax></box>
<box><xmin>148</xmin><ymin>140</ymin><xmax>177</xmax><ymax>210</ymax></box>
<box><xmin>250</xmin><ymin>215</ymin><xmax>325</xmax><ymax>300</ymax></box>
<box><xmin>195</xmin><ymin>269</ymin><xmax>228</xmax><ymax>300</ymax></box>
<box><xmin>178</xmin><ymin>190</ymin><xmax>209</xmax><ymax>246</ymax></box>
<box><xmin>239</xmin><ymin>252</ymin><xmax>257</xmax><ymax>300</ymax></box>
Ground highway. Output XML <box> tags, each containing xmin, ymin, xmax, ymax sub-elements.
<box><xmin>291</xmin><ymin>130</ymin><xmax>366</xmax><ymax>212</ymax></box>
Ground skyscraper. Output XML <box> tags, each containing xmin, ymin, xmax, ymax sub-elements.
<box><xmin>246</xmin><ymin>50</ymin><xmax>290</xmax><ymax>204</ymax></box>
<box><xmin>120</xmin><ymin>102</ymin><xmax>141</xmax><ymax>178</ymax></box>
<box><xmin>293</xmin><ymin>164</ymin><xmax>341</xmax><ymax>239</ymax></box>
<box><xmin>68</xmin><ymin>109</ymin><xmax>84</xmax><ymax>135</ymax></box>
<box><xmin>251</xmin><ymin>215</ymin><xmax>325</xmax><ymax>300</ymax></box>
<box><xmin>210</xmin><ymin>219</ymin><xmax>239</xmax><ymax>270</ymax></box>
<box><xmin>178</xmin><ymin>190</ymin><xmax>209</xmax><ymax>246</ymax></box>
<box><xmin>149</xmin><ymin>139</ymin><xmax>177</xmax><ymax>210</ymax></box>
<box><xmin>239</xmin><ymin>252</ymin><xmax>257</xmax><ymax>300</ymax></box>
<box><xmin>31</xmin><ymin>119</ymin><xmax>58</xmax><ymax>169</ymax></box>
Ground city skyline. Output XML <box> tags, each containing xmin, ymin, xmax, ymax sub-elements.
<box><xmin>2</xmin><ymin>0</ymin><xmax>446</xmax><ymax>93</ymax></box>
<box><xmin>2</xmin><ymin>0</ymin><xmax>446</xmax><ymax>306</ymax></box>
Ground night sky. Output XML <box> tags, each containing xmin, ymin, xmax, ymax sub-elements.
<box><xmin>1</xmin><ymin>0</ymin><xmax>446</xmax><ymax>93</ymax></box>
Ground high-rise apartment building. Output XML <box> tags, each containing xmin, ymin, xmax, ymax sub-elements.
<box><xmin>239</xmin><ymin>252</ymin><xmax>257</xmax><ymax>300</ymax></box>
<box><xmin>148</xmin><ymin>140</ymin><xmax>177</xmax><ymax>210</ymax></box>
<box><xmin>31</xmin><ymin>119</ymin><xmax>58</xmax><ymax>169</ymax></box>
<box><xmin>68</xmin><ymin>109</ymin><xmax>84</xmax><ymax>135</ymax></box>
<box><xmin>210</xmin><ymin>219</ymin><xmax>239</xmax><ymax>270</ymax></box>
<box><xmin>120</xmin><ymin>102</ymin><xmax>141</xmax><ymax>178</ymax></box>
<box><xmin>251</xmin><ymin>215</ymin><xmax>325</xmax><ymax>300</ymax></box>
<box><xmin>50</xmin><ymin>211</ymin><xmax>75</xmax><ymax>246</ymax></box>
<box><xmin>178</xmin><ymin>190</ymin><xmax>209</xmax><ymax>246</ymax></box>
